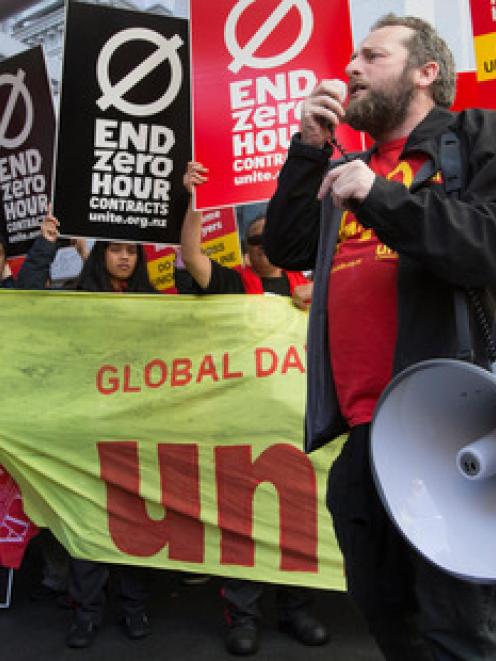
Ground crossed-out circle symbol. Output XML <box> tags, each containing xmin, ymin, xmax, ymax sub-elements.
<box><xmin>0</xmin><ymin>69</ymin><xmax>34</xmax><ymax>150</ymax></box>
<box><xmin>96</xmin><ymin>27</ymin><xmax>184</xmax><ymax>117</ymax></box>
<box><xmin>225</xmin><ymin>0</ymin><xmax>313</xmax><ymax>74</ymax></box>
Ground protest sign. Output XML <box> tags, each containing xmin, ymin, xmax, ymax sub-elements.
<box><xmin>0</xmin><ymin>46</ymin><xmax>55</xmax><ymax>257</ymax></box>
<box><xmin>144</xmin><ymin>244</ymin><xmax>177</xmax><ymax>292</ymax></box>
<box><xmin>54</xmin><ymin>1</ymin><xmax>191</xmax><ymax>244</ymax></box>
<box><xmin>190</xmin><ymin>0</ymin><xmax>360</xmax><ymax>210</ymax></box>
<box><xmin>452</xmin><ymin>71</ymin><xmax>480</xmax><ymax>110</ymax></box>
<box><xmin>199</xmin><ymin>207</ymin><xmax>242</xmax><ymax>269</ymax></box>
<box><xmin>469</xmin><ymin>0</ymin><xmax>496</xmax><ymax>108</ymax></box>
<box><xmin>0</xmin><ymin>289</ymin><xmax>345</xmax><ymax>589</ymax></box>
<box><xmin>0</xmin><ymin>466</ymin><xmax>37</xmax><ymax>569</ymax></box>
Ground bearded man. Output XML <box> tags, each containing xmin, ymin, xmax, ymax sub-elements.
<box><xmin>264</xmin><ymin>13</ymin><xmax>496</xmax><ymax>661</ymax></box>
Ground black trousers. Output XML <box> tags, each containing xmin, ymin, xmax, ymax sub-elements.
<box><xmin>327</xmin><ymin>424</ymin><xmax>496</xmax><ymax>661</ymax></box>
<box><xmin>38</xmin><ymin>530</ymin><xmax>69</xmax><ymax>592</ymax></box>
<box><xmin>223</xmin><ymin>578</ymin><xmax>310</xmax><ymax>623</ymax></box>
<box><xmin>69</xmin><ymin>558</ymin><xmax>148</xmax><ymax>625</ymax></box>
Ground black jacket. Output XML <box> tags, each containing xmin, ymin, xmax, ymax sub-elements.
<box><xmin>16</xmin><ymin>236</ymin><xmax>58</xmax><ymax>290</ymax></box>
<box><xmin>0</xmin><ymin>276</ymin><xmax>15</xmax><ymax>288</ymax></box>
<box><xmin>264</xmin><ymin>107</ymin><xmax>496</xmax><ymax>448</ymax></box>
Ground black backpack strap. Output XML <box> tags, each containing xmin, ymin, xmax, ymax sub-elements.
<box><xmin>438</xmin><ymin>130</ymin><xmax>474</xmax><ymax>360</ymax></box>
<box><xmin>439</xmin><ymin>130</ymin><xmax>496</xmax><ymax>365</ymax></box>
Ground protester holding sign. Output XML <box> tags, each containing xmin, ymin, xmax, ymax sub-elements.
<box><xmin>15</xmin><ymin>213</ymin><xmax>58</xmax><ymax>289</ymax></box>
<box><xmin>182</xmin><ymin>163</ymin><xmax>309</xmax><ymax>299</ymax></box>
<box><xmin>264</xmin><ymin>13</ymin><xmax>496</xmax><ymax>661</ymax></box>
<box><xmin>181</xmin><ymin>162</ymin><xmax>327</xmax><ymax>657</ymax></box>
<box><xmin>16</xmin><ymin>211</ymin><xmax>89</xmax><ymax>290</ymax></box>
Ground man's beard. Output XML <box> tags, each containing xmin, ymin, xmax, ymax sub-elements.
<box><xmin>344</xmin><ymin>69</ymin><xmax>415</xmax><ymax>139</ymax></box>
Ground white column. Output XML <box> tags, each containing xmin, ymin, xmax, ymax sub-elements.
<box><xmin>453</xmin><ymin>0</ymin><xmax>476</xmax><ymax>71</ymax></box>
<box><xmin>0</xmin><ymin>32</ymin><xmax>26</xmax><ymax>57</ymax></box>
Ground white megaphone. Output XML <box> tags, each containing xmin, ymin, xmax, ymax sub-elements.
<box><xmin>371</xmin><ymin>358</ymin><xmax>496</xmax><ymax>583</ymax></box>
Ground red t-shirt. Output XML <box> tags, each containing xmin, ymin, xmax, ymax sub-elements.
<box><xmin>328</xmin><ymin>137</ymin><xmax>429</xmax><ymax>427</ymax></box>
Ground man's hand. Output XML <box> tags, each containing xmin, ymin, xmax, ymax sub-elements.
<box><xmin>292</xmin><ymin>282</ymin><xmax>313</xmax><ymax>310</ymax></box>
<box><xmin>41</xmin><ymin>209</ymin><xmax>60</xmax><ymax>242</ymax></box>
<box><xmin>183</xmin><ymin>161</ymin><xmax>208</xmax><ymax>194</ymax></box>
<box><xmin>318</xmin><ymin>160</ymin><xmax>376</xmax><ymax>209</ymax></box>
<box><xmin>300</xmin><ymin>79</ymin><xmax>346</xmax><ymax>148</ymax></box>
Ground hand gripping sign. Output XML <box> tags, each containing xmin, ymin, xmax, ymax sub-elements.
<box><xmin>191</xmin><ymin>0</ymin><xmax>358</xmax><ymax>210</ymax></box>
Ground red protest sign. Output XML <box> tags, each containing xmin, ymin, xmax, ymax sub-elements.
<box><xmin>144</xmin><ymin>244</ymin><xmax>178</xmax><ymax>293</ymax></box>
<box><xmin>190</xmin><ymin>0</ymin><xmax>358</xmax><ymax>210</ymax></box>
<box><xmin>0</xmin><ymin>466</ymin><xmax>38</xmax><ymax>569</ymax></box>
<box><xmin>469</xmin><ymin>0</ymin><xmax>496</xmax><ymax>35</ymax></box>
<box><xmin>451</xmin><ymin>71</ymin><xmax>480</xmax><ymax>110</ymax></box>
<box><xmin>199</xmin><ymin>207</ymin><xmax>242</xmax><ymax>269</ymax></box>
<box><xmin>468</xmin><ymin>0</ymin><xmax>496</xmax><ymax>109</ymax></box>
<box><xmin>477</xmin><ymin>79</ymin><xmax>496</xmax><ymax>108</ymax></box>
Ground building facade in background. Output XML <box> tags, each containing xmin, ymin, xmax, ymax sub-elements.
<box><xmin>0</xmin><ymin>0</ymin><xmax>187</xmax><ymax>97</ymax></box>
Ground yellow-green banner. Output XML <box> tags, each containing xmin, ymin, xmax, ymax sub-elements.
<box><xmin>0</xmin><ymin>290</ymin><xmax>345</xmax><ymax>590</ymax></box>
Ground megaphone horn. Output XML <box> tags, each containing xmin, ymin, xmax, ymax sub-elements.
<box><xmin>371</xmin><ymin>359</ymin><xmax>496</xmax><ymax>583</ymax></box>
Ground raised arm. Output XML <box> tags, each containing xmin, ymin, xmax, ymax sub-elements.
<box><xmin>180</xmin><ymin>162</ymin><xmax>212</xmax><ymax>290</ymax></box>
<box><xmin>16</xmin><ymin>211</ymin><xmax>59</xmax><ymax>289</ymax></box>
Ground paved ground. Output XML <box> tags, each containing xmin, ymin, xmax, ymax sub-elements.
<box><xmin>0</xmin><ymin>541</ymin><xmax>383</xmax><ymax>661</ymax></box>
